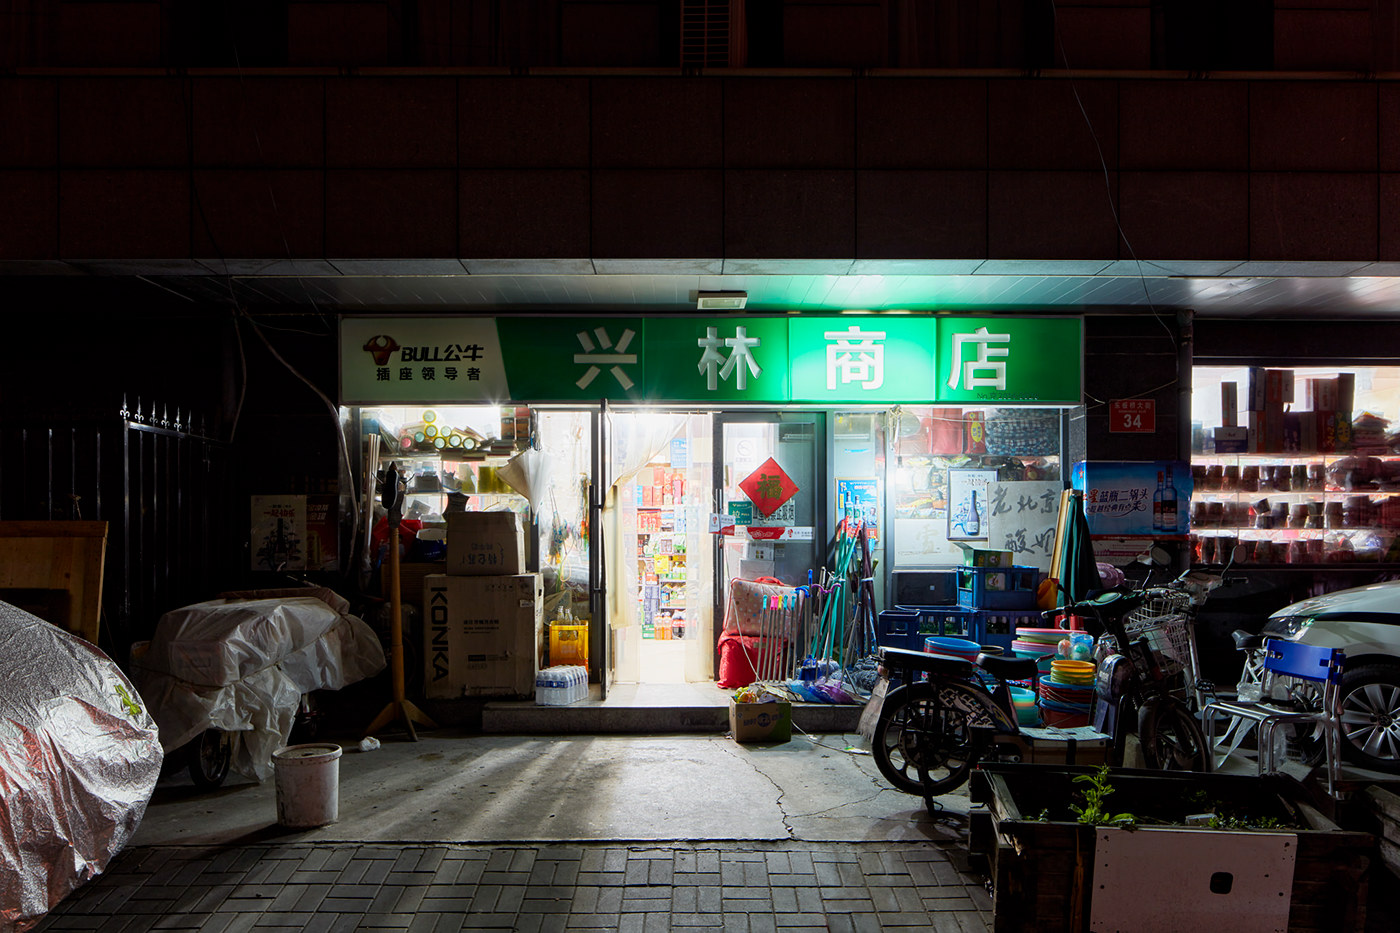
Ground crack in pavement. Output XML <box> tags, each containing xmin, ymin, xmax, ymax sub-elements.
<box><xmin>711</xmin><ymin>735</ymin><xmax>796</xmax><ymax>838</ymax></box>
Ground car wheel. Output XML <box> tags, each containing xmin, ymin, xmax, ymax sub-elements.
<box><xmin>1338</xmin><ymin>664</ymin><xmax>1400</xmax><ymax>773</ymax></box>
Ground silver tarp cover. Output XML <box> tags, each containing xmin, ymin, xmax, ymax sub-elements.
<box><xmin>0</xmin><ymin>600</ymin><xmax>163</xmax><ymax>933</ymax></box>
<box><xmin>132</xmin><ymin>588</ymin><xmax>386</xmax><ymax>782</ymax></box>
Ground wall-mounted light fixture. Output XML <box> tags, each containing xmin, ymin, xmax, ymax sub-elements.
<box><xmin>696</xmin><ymin>290</ymin><xmax>747</xmax><ymax>310</ymax></box>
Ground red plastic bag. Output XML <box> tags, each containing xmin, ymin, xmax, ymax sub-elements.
<box><xmin>717</xmin><ymin>632</ymin><xmax>776</xmax><ymax>688</ymax></box>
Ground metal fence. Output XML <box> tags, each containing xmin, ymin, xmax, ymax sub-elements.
<box><xmin>0</xmin><ymin>398</ymin><xmax>236</xmax><ymax>653</ymax></box>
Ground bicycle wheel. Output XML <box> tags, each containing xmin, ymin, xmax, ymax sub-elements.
<box><xmin>1138</xmin><ymin>698</ymin><xmax>1209</xmax><ymax>771</ymax></box>
<box><xmin>872</xmin><ymin>681</ymin><xmax>987</xmax><ymax>796</ymax></box>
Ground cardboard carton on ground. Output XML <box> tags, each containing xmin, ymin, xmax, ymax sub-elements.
<box><xmin>446</xmin><ymin>511</ymin><xmax>526</xmax><ymax>575</ymax></box>
<box><xmin>729</xmin><ymin>698</ymin><xmax>792</xmax><ymax>743</ymax></box>
<box><xmin>423</xmin><ymin>573</ymin><xmax>542</xmax><ymax>698</ymax></box>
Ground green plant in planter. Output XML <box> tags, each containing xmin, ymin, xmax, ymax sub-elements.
<box><xmin>1070</xmin><ymin>765</ymin><xmax>1136</xmax><ymax>828</ymax></box>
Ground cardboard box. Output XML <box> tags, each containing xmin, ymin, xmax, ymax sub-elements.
<box><xmin>423</xmin><ymin>573</ymin><xmax>542</xmax><ymax>698</ymax></box>
<box><xmin>1220</xmin><ymin>382</ymin><xmax>1237</xmax><ymax>427</ymax></box>
<box><xmin>446</xmin><ymin>511</ymin><xmax>526</xmax><ymax>575</ymax></box>
<box><xmin>960</xmin><ymin>546</ymin><xmax>1015</xmax><ymax>568</ymax></box>
<box><xmin>1248</xmin><ymin>366</ymin><xmax>1266</xmax><ymax>411</ymax></box>
<box><xmin>1012</xmin><ymin>726</ymin><xmax>1111</xmax><ymax>766</ymax></box>
<box><xmin>729</xmin><ymin>698</ymin><xmax>792</xmax><ymax>743</ymax></box>
<box><xmin>1338</xmin><ymin>372</ymin><xmax>1356</xmax><ymax>412</ymax></box>
<box><xmin>1213</xmin><ymin>426</ymin><xmax>1249</xmax><ymax>453</ymax></box>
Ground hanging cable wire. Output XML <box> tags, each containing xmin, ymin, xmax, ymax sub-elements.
<box><xmin>1045</xmin><ymin>0</ymin><xmax>1178</xmax><ymax>349</ymax></box>
<box><xmin>238</xmin><ymin>309</ymin><xmax>361</xmax><ymax>566</ymax></box>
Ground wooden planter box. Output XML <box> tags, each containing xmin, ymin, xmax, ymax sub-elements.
<box><xmin>970</xmin><ymin>764</ymin><xmax>1374</xmax><ymax>932</ymax></box>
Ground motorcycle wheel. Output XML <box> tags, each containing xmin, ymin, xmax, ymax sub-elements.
<box><xmin>1138</xmin><ymin>698</ymin><xmax>1209</xmax><ymax>771</ymax></box>
<box><xmin>187</xmin><ymin>728</ymin><xmax>233</xmax><ymax>790</ymax></box>
<box><xmin>872</xmin><ymin>682</ymin><xmax>986</xmax><ymax>796</ymax></box>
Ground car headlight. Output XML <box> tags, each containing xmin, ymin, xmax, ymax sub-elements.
<box><xmin>1261</xmin><ymin>615</ymin><xmax>1312</xmax><ymax>638</ymax></box>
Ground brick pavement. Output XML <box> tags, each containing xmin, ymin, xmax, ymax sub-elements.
<box><xmin>34</xmin><ymin>842</ymin><xmax>991</xmax><ymax>933</ymax></box>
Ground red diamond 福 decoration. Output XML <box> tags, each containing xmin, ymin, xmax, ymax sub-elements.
<box><xmin>738</xmin><ymin>457</ymin><xmax>799</xmax><ymax>518</ymax></box>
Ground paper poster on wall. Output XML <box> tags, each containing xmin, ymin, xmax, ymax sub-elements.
<box><xmin>836</xmin><ymin>477</ymin><xmax>880</xmax><ymax>539</ymax></box>
<box><xmin>250</xmin><ymin>495</ymin><xmax>306</xmax><ymax>572</ymax></box>
<box><xmin>947</xmin><ymin>468</ymin><xmax>996</xmax><ymax>541</ymax></box>
<box><xmin>985</xmin><ymin>481</ymin><xmax>1061</xmax><ymax>573</ymax></box>
<box><xmin>893</xmin><ymin>518</ymin><xmax>966</xmax><ymax>566</ymax></box>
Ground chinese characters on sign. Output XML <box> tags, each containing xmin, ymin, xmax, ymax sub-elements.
<box><xmin>737</xmin><ymin>457</ymin><xmax>799</xmax><ymax>518</ymax></box>
<box><xmin>1084</xmin><ymin>486</ymin><xmax>1151</xmax><ymax>518</ymax></box>
<box><xmin>341</xmin><ymin>317</ymin><xmax>509</xmax><ymax>403</ymax></box>
<box><xmin>697</xmin><ymin>325</ymin><xmax>763</xmax><ymax>390</ymax></box>
<box><xmin>948</xmin><ymin>326</ymin><xmax>1010</xmax><ymax>391</ymax></box>
<box><xmin>826</xmin><ymin>325</ymin><xmax>885</xmax><ymax>390</ymax></box>
<box><xmin>1109</xmin><ymin>399</ymin><xmax>1156</xmax><ymax>434</ymax></box>
<box><xmin>573</xmin><ymin>326</ymin><xmax>638</xmax><ymax>391</ymax></box>
<box><xmin>985</xmin><ymin>481</ymin><xmax>1061</xmax><ymax>573</ymax></box>
<box><xmin>344</xmin><ymin>315</ymin><xmax>1082</xmax><ymax>404</ymax></box>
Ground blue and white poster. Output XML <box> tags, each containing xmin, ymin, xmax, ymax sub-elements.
<box><xmin>1070</xmin><ymin>461</ymin><xmax>1192</xmax><ymax>537</ymax></box>
<box><xmin>948</xmin><ymin>468</ymin><xmax>996</xmax><ymax>541</ymax></box>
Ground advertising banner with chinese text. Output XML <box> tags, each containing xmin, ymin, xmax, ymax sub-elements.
<box><xmin>340</xmin><ymin>317</ymin><xmax>508</xmax><ymax>404</ymax></box>
<box><xmin>1070</xmin><ymin>460</ymin><xmax>1193</xmax><ymax>537</ymax></box>
<box><xmin>340</xmin><ymin>315</ymin><xmax>1082</xmax><ymax>406</ymax></box>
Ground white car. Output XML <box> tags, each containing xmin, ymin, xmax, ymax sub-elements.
<box><xmin>1257</xmin><ymin>580</ymin><xmax>1400</xmax><ymax>772</ymax></box>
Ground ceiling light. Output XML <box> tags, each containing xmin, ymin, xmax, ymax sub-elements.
<box><xmin>696</xmin><ymin>290</ymin><xmax>747</xmax><ymax>310</ymax></box>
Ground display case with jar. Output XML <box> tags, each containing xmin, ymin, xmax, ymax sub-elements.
<box><xmin>1189</xmin><ymin>454</ymin><xmax>1400</xmax><ymax>564</ymax></box>
<box><xmin>1191</xmin><ymin>365</ymin><xmax>1400</xmax><ymax>565</ymax></box>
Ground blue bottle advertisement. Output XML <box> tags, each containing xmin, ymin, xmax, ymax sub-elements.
<box><xmin>1070</xmin><ymin>461</ymin><xmax>1192</xmax><ymax>537</ymax></box>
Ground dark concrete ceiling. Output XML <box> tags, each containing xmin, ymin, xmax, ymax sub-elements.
<box><xmin>8</xmin><ymin>258</ymin><xmax>1400</xmax><ymax>319</ymax></box>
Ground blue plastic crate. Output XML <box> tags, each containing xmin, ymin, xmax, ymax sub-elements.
<box><xmin>878</xmin><ymin>607</ymin><xmax>977</xmax><ymax>652</ymax></box>
<box><xmin>956</xmin><ymin>565</ymin><xmax>1040</xmax><ymax>610</ymax></box>
<box><xmin>901</xmin><ymin>606</ymin><xmax>978</xmax><ymax>638</ymax></box>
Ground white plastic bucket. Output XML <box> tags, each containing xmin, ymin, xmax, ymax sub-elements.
<box><xmin>272</xmin><ymin>743</ymin><xmax>342</xmax><ymax>828</ymax></box>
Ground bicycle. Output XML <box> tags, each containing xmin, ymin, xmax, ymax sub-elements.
<box><xmin>1063</xmin><ymin>580</ymin><xmax>1214</xmax><ymax>772</ymax></box>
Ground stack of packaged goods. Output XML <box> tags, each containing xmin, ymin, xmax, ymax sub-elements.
<box><xmin>422</xmin><ymin>511</ymin><xmax>544</xmax><ymax>700</ymax></box>
<box><xmin>534</xmin><ymin>665</ymin><xmax>588</xmax><ymax>706</ymax></box>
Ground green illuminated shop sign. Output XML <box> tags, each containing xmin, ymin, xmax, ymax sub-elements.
<box><xmin>340</xmin><ymin>315</ymin><xmax>1082</xmax><ymax>406</ymax></box>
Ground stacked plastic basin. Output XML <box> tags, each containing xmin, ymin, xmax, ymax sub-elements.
<box><xmin>1010</xmin><ymin>628</ymin><xmax>1062</xmax><ymax>676</ymax></box>
<box><xmin>1039</xmin><ymin>659</ymin><xmax>1096</xmax><ymax>727</ymax></box>
<box><xmin>923</xmin><ymin>635</ymin><xmax>982</xmax><ymax>663</ymax></box>
<box><xmin>1008</xmin><ymin>685</ymin><xmax>1040</xmax><ymax>726</ymax></box>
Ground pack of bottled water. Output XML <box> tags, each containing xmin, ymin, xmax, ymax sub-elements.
<box><xmin>534</xmin><ymin>665</ymin><xmax>588</xmax><ymax>706</ymax></box>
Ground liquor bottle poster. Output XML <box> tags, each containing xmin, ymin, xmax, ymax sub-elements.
<box><xmin>250</xmin><ymin>495</ymin><xmax>307</xmax><ymax>571</ymax></box>
<box><xmin>947</xmin><ymin>468</ymin><xmax>996</xmax><ymax>541</ymax></box>
<box><xmin>1070</xmin><ymin>460</ymin><xmax>1193</xmax><ymax>537</ymax></box>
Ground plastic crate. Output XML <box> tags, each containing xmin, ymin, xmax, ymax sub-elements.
<box><xmin>956</xmin><ymin>565</ymin><xmax>1040</xmax><ymax>610</ymax></box>
<box><xmin>973</xmin><ymin>609</ymin><xmax>1046</xmax><ymax>652</ymax></box>
<box><xmin>878</xmin><ymin>606</ymin><xmax>977</xmax><ymax>652</ymax></box>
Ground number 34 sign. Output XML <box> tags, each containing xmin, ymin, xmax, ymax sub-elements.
<box><xmin>1109</xmin><ymin>399</ymin><xmax>1156</xmax><ymax>434</ymax></box>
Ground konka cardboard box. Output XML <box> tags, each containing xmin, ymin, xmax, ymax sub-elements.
<box><xmin>446</xmin><ymin>511</ymin><xmax>526</xmax><ymax>575</ymax></box>
<box><xmin>423</xmin><ymin>573</ymin><xmax>542</xmax><ymax>699</ymax></box>
<box><xmin>729</xmin><ymin>698</ymin><xmax>792</xmax><ymax>743</ymax></box>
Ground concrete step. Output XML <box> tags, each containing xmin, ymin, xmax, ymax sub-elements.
<box><xmin>480</xmin><ymin>682</ymin><xmax>864</xmax><ymax>735</ymax></box>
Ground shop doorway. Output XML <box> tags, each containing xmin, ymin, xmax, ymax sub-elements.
<box><xmin>605</xmin><ymin>410</ymin><xmax>715</xmax><ymax>687</ymax></box>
